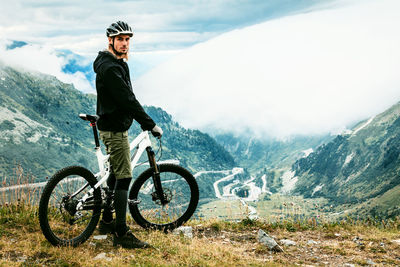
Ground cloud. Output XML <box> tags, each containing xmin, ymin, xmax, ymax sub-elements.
<box><xmin>136</xmin><ymin>0</ymin><xmax>400</xmax><ymax>139</ymax></box>
<box><xmin>0</xmin><ymin>0</ymin><xmax>333</xmax><ymax>55</ymax></box>
<box><xmin>0</xmin><ymin>39</ymin><xmax>182</xmax><ymax>94</ymax></box>
<box><xmin>130</xmin><ymin>50</ymin><xmax>181</xmax><ymax>78</ymax></box>
<box><xmin>0</xmin><ymin>41</ymin><xmax>95</xmax><ymax>93</ymax></box>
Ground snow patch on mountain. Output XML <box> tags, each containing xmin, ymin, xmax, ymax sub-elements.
<box><xmin>311</xmin><ymin>184</ymin><xmax>324</xmax><ymax>197</ymax></box>
<box><xmin>0</xmin><ymin>107</ymin><xmax>52</xmax><ymax>144</ymax></box>
<box><xmin>302</xmin><ymin>148</ymin><xmax>313</xmax><ymax>158</ymax></box>
<box><xmin>352</xmin><ymin>116</ymin><xmax>375</xmax><ymax>135</ymax></box>
<box><xmin>343</xmin><ymin>152</ymin><xmax>355</xmax><ymax>166</ymax></box>
<box><xmin>280</xmin><ymin>170</ymin><xmax>298</xmax><ymax>194</ymax></box>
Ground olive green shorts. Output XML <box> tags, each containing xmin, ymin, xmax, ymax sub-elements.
<box><xmin>99</xmin><ymin>130</ymin><xmax>132</xmax><ymax>179</ymax></box>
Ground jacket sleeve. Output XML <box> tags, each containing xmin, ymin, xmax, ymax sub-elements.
<box><xmin>103</xmin><ymin>66</ymin><xmax>156</xmax><ymax>131</ymax></box>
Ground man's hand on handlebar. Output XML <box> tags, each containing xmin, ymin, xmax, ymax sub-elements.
<box><xmin>151</xmin><ymin>125</ymin><xmax>163</xmax><ymax>139</ymax></box>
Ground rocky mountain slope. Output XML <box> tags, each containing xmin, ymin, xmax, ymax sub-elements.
<box><xmin>0</xmin><ymin>63</ymin><xmax>234</xmax><ymax>185</ymax></box>
<box><xmin>292</xmin><ymin>101</ymin><xmax>400</xmax><ymax>218</ymax></box>
<box><xmin>214</xmin><ymin>133</ymin><xmax>331</xmax><ymax>193</ymax></box>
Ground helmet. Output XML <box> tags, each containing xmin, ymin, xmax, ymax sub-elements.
<box><xmin>106</xmin><ymin>21</ymin><xmax>133</xmax><ymax>37</ymax></box>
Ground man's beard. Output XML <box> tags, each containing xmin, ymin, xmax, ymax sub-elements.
<box><xmin>109</xmin><ymin>44</ymin><xmax>128</xmax><ymax>57</ymax></box>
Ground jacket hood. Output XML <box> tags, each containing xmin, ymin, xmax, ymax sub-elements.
<box><xmin>93</xmin><ymin>50</ymin><xmax>118</xmax><ymax>74</ymax></box>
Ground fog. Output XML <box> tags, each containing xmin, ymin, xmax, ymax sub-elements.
<box><xmin>136</xmin><ymin>0</ymin><xmax>400</xmax><ymax>139</ymax></box>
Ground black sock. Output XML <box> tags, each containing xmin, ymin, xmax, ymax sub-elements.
<box><xmin>114</xmin><ymin>189</ymin><xmax>128</xmax><ymax>236</ymax></box>
<box><xmin>114</xmin><ymin>178</ymin><xmax>132</xmax><ymax>236</ymax></box>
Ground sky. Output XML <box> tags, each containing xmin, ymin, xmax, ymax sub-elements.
<box><xmin>0</xmin><ymin>0</ymin><xmax>331</xmax><ymax>93</ymax></box>
<box><xmin>0</xmin><ymin>0</ymin><xmax>331</xmax><ymax>53</ymax></box>
<box><xmin>0</xmin><ymin>0</ymin><xmax>399</xmax><ymax>139</ymax></box>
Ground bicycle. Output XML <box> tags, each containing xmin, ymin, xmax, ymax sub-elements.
<box><xmin>38</xmin><ymin>114</ymin><xmax>199</xmax><ymax>247</ymax></box>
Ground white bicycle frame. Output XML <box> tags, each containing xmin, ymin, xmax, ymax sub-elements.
<box><xmin>76</xmin><ymin>131</ymin><xmax>153</xmax><ymax>211</ymax></box>
<box><xmin>95</xmin><ymin>130</ymin><xmax>152</xmax><ymax>188</ymax></box>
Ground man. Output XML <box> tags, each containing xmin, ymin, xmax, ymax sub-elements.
<box><xmin>93</xmin><ymin>21</ymin><xmax>163</xmax><ymax>249</ymax></box>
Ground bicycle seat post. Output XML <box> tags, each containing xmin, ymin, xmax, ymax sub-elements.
<box><xmin>79</xmin><ymin>114</ymin><xmax>101</xmax><ymax>149</ymax></box>
<box><xmin>90</xmin><ymin>121</ymin><xmax>100</xmax><ymax>149</ymax></box>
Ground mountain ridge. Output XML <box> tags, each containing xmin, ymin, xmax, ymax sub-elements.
<box><xmin>292</xmin><ymin>100</ymin><xmax>400</xmax><ymax>218</ymax></box>
<box><xmin>0</xmin><ymin>64</ymin><xmax>234</xmax><ymax>187</ymax></box>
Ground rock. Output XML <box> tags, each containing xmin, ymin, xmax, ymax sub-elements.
<box><xmin>16</xmin><ymin>256</ymin><xmax>27</xmax><ymax>263</ymax></box>
<box><xmin>280</xmin><ymin>239</ymin><xmax>296</xmax><ymax>246</ymax></box>
<box><xmin>366</xmin><ymin>259</ymin><xmax>376</xmax><ymax>265</ymax></box>
<box><xmin>93</xmin><ymin>235</ymin><xmax>108</xmax><ymax>240</ymax></box>
<box><xmin>257</xmin><ymin>229</ymin><xmax>284</xmax><ymax>252</ymax></box>
<box><xmin>392</xmin><ymin>239</ymin><xmax>400</xmax><ymax>245</ymax></box>
<box><xmin>334</xmin><ymin>233</ymin><xmax>341</xmax><ymax>237</ymax></box>
<box><xmin>353</xmin><ymin>236</ymin><xmax>364</xmax><ymax>247</ymax></box>
<box><xmin>172</xmin><ymin>226</ymin><xmax>193</xmax><ymax>238</ymax></box>
<box><xmin>307</xmin><ymin>240</ymin><xmax>319</xmax><ymax>245</ymax></box>
<box><xmin>222</xmin><ymin>238</ymin><xmax>230</xmax><ymax>244</ymax></box>
<box><xmin>94</xmin><ymin>252</ymin><xmax>112</xmax><ymax>261</ymax></box>
<box><xmin>343</xmin><ymin>264</ymin><xmax>355</xmax><ymax>267</ymax></box>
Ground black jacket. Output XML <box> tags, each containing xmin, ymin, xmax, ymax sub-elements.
<box><xmin>93</xmin><ymin>51</ymin><xmax>155</xmax><ymax>132</ymax></box>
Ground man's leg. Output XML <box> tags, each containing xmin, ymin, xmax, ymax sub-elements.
<box><xmin>99</xmin><ymin>130</ymin><xmax>150</xmax><ymax>248</ymax></box>
<box><xmin>99</xmin><ymin>131</ymin><xmax>128</xmax><ymax>231</ymax></box>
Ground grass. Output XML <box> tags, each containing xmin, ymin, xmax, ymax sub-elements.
<box><xmin>1</xmin><ymin>170</ymin><xmax>400</xmax><ymax>266</ymax></box>
<box><xmin>1</xmin><ymin>202</ymin><xmax>400</xmax><ymax>266</ymax></box>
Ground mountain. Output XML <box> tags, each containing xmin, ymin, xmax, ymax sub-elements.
<box><xmin>215</xmin><ymin>133</ymin><xmax>331</xmax><ymax>171</ymax></box>
<box><xmin>129</xmin><ymin>106</ymin><xmax>235</xmax><ymax>173</ymax></box>
<box><xmin>214</xmin><ymin>133</ymin><xmax>331</xmax><ymax>193</ymax></box>
<box><xmin>292</xmin><ymin>101</ymin><xmax>400</xmax><ymax>218</ymax></box>
<box><xmin>0</xmin><ymin>62</ymin><xmax>97</xmax><ymax>181</ymax></box>
<box><xmin>0</xmin><ymin>63</ymin><xmax>234</xmax><ymax>186</ymax></box>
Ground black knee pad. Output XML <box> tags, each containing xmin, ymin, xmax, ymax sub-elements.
<box><xmin>114</xmin><ymin>177</ymin><xmax>132</xmax><ymax>191</ymax></box>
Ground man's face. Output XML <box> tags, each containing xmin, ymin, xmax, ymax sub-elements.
<box><xmin>109</xmin><ymin>34</ymin><xmax>131</xmax><ymax>54</ymax></box>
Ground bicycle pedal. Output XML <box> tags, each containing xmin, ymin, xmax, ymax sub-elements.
<box><xmin>128</xmin><ymin>199</ymin><xmax>141</xmax><ymax>205</ymax></box>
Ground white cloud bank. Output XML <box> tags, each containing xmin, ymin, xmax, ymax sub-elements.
<box><xmin>136</xmin><ymin>0</ymin><xmax>400</xmax><ymax>139</ymax></box>
<box><xmin>0</xmin><ymin>41</ymin><xmax>95</xmax><ymax>93</ymax></box>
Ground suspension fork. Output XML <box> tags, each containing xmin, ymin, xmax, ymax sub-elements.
<box><xmin>146</xmin><ymin>147</ymin><xmax>167</xmax><ymax>205</ymax></box>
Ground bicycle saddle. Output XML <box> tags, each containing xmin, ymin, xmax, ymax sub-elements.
<box><xmin>79</xmin><ymin>114</ymin><xmax>99</xmax><ymax>123</ymax></box>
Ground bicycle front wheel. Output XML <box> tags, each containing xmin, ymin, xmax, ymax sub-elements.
<box><xmin>38</xmin><ymin>166</ymin><xmax>101</xmax><ymax>246</ymax></box>
<box><xmin>129</xmin><ymin>164</ymin><xmax>199</xmax><ymax>231</ymax></box>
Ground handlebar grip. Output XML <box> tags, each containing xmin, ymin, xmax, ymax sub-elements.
<box><xmin>151</xmin><ymin>130</ymin><xmax>162</xmax><ymax>138</ymax></box>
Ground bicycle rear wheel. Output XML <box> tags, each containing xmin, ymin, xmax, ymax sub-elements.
<box><xmin>38</xmin><ymin>166</ymin><xmax>101</xmax><ymax>246</ymax></box>
<box><xmin>129</xmin><ymin>164</ymin><xmax>199</xmax><ymax>231</ymax></box>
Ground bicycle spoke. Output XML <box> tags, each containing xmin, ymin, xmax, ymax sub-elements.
<box><xmin>136</xmin><ymin>170</ymin><xmax>192</xmax><ymax>225</ymax></box>
<box><xmin>40</xmin><ymin>168</ymin><xmax>101</xmax><ymax>246</ymax></box>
